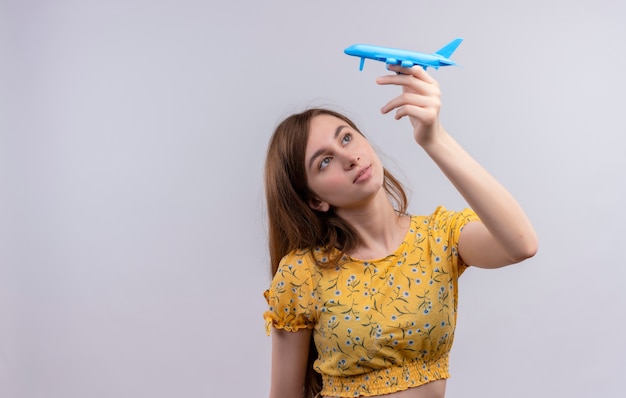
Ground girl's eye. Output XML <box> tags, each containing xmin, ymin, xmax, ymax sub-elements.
<box><xmin>342</xmin><ymin>133</ymin><xmax>352</xmax><ymax>145</ymax></box>
<box><xmin>319</xmin><ymin>157</ymin><xmax>331</xmax><ymax>170</ymax></box>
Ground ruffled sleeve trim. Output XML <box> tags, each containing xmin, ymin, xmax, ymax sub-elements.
<box><xmin>263</xmin><ymin>252</ymin><xmax>317</xmax><ymax>335</ymax></box>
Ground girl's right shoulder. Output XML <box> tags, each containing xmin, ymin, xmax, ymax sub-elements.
<box><xmin>278</xmin><ymin>247</ymin><xmax>336</xmax><ymax>272</ymax></box>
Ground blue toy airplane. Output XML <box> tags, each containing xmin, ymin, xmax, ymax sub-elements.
<box><xmin>344</xmin><ymin>38</ymin><xmax>463</xmax><ymax>71</ymax></box>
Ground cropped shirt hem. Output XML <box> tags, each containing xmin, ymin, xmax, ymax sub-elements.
<box><xmin>321</xmin><ymin>355</ymin><xmax>450</xmax><ymax>397</ymax></box>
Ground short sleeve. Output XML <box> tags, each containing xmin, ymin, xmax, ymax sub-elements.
<box><xmin>431</xmin><ymin>206</ymin><xmax>480</xmax><ymax>276</ymax></box>
<box><xmin>263</xmin><ymin>252</ymin><xmax>317</xmax><ymax>335</ymax></box>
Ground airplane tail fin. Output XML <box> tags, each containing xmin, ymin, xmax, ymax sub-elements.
<box><xmin>435</xmin><ymin>38</ymin><xmax>463</xmax><ymax>58</ymax></box>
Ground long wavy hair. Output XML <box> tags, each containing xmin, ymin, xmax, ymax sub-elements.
<box><xmin>264</xmin><ymin>108</ymin><xmax>408</xmax><ymax>397</ymax></box>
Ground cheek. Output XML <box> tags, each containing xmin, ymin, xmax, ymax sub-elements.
<box><xmin>318</xmin><ymin>174</ymin><xmax>341</xmax><ymax>190</ymax></box>
<box><xmin>309</xmin><ymin>173</ymin><xmax>345</xmax><ymax>197</ymax></box>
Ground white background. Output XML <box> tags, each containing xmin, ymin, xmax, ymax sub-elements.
<box><xmin>2</xmin><ymin>1</ymin><xmax>625</xmax><ymax>397</ymax></box>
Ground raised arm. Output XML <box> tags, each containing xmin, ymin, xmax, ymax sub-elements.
<box><xmin>269</xmin><ymin>328</ymin><xmax>312</xmax><ymax>398</ymax></box>
<box><xmin>377</xmin><ymin>64</ymin><xmax>538</xmax><ymax>268</ymax></box>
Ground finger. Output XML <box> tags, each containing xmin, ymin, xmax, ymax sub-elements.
<box><xmin>376</xmin><ymin>77</ymin><xmax>434</xmax><ymax>99</ymax></box>
<box><xmin>376</xmin><ymin>73</ymin><xmax>439</xmax><ymax>97</ymax></box>
<box><xmin>380</xmin><ymin>93</ymin><xmax>438</xmax><ymax>114</ymax></box>
<box><xmin>386</xmin><ymin>64</ymin><xmax>437</xmax><ymax>84</ymax></box>
<box><xmin>380</xmin><ymin>94</ymin><xmax>413</xmax><ymax>115</ymax></box>
<box><xmin>375</xmin><ymin>72</ymin><xmax>412</xmax><ymax>86</ymax></box>
<box><xmin>395</xmin><ymin>105</ymin><xmax>437</xmax><ymax>122</ymax></box>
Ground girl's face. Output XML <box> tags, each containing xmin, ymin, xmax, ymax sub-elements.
<box><xmin>304</xmin><ymin>114</ymin><xmax>384</xmax><ymax>212</ymax></box>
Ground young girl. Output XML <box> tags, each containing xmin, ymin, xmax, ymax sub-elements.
<box><xmin>263</xmin><ymin>64</ymin><xmax>538</xmax><ymax>398</ymax></box>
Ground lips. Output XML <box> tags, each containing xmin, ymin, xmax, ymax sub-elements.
<box><xmin>353</xmin><ymin>165</ymin><xmax>372</xmax><ymax>183</ymax></box>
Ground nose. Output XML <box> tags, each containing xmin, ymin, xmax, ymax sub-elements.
<box><xmin>343</xmin><ymin>153</ymin><xmax>360</xmax><ymax>170</ymax></box>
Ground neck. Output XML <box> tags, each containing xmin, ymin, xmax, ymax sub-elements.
<box><xmin>336</xmin><ymin>191</ymin><xmax>409</xmax><ymax>260</ymax></box>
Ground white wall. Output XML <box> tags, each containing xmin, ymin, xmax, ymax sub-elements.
<box><xmin>1</xmin><ymin>1</ymin><xmax>625</xmax><ymax>397</ymax></box>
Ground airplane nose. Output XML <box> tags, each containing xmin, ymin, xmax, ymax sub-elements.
<box><xmin>344</xmin><ymin>45</ymin><xmax>359</xmax><ymax>56</ymax></box>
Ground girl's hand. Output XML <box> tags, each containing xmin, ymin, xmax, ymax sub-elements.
<box><xmin>376</xmin><ymin>64</ymin><xmax>443</xmax><ymax>147</ymax></box>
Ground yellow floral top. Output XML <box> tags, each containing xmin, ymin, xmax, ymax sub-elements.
<box><xmin>264</xmin><ymin>206</ymin><xmax>479</xmax><ymax>397</ymax></box>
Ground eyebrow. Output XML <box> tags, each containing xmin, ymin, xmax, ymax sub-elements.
<box><xmin>307</xmin><ymin>125</ymin><xmax>348</xmax><ymax>170</ymax></box>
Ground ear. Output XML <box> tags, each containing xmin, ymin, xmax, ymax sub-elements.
<box><xmin>308</xmin><ymin>197</ymin><xmax>330</xmax><ymax>212</ymax></box>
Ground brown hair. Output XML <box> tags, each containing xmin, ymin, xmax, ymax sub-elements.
<box><xmin>264</xmin><ymin>108</ymin><xmax>408</xmax><ymax>397</ymax></box>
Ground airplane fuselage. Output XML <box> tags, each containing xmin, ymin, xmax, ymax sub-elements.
<box><xmin>344</xmin><ymin>39</ymin><xmax>462</xmax><ymax>71</ymax></box>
